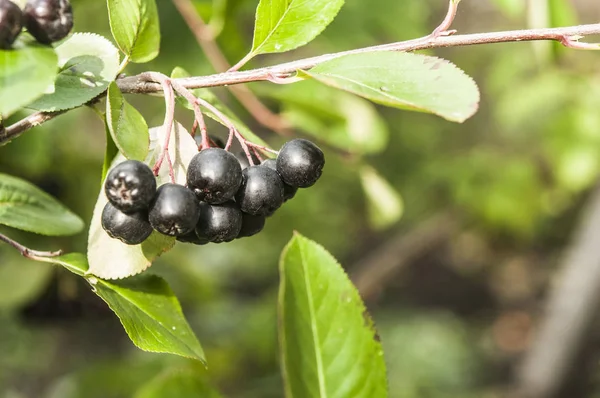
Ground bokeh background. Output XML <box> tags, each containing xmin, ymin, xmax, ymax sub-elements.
<box><xmin>2</xmin><ymin>0</ymin><xmax>600</xmax><ymax>397</ymax></box>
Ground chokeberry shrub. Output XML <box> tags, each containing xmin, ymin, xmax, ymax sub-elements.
<box><xmin>0</xmin><ymin>0</ymin><xmax>598</xmax><ymax>396</ymax></box>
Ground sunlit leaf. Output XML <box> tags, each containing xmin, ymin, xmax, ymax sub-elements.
<box><xmin>360</xmin><ymin>165</ymin><xmax>403</xmax><ymax>229</ymax></box>
<box><xmin>108</xmin><ymin>0</ymin><xmax>160</xmax><ymax>63</ymax></box>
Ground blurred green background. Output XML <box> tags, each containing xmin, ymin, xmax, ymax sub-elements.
<box><xmin>1</xmin><ymin>0</ymin><xmax>600</xmax><ymax>397</ymax></box>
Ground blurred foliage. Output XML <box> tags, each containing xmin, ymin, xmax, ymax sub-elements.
<box><xmin>1</xmin><ymin>0</ymin><xmax>600</xmax><ymax>397</ymax></box>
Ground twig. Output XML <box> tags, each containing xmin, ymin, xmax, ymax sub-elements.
<box><xmin>170</xmin><ymin>0</ymin><xmax>291</xmax><ymax>133</ymax></box>
<box><xmin>515</xmin><ymin>182</ymin><xmax>600</xmax><ymax>398</ymax></box>
<box><xmin>4</xmin><ymin>6</ymin><xmax>600</xmax><ymax>143</ymax></box>
<box><xmin>0</xmin><ymin>232</ymin><xmax>62</xmax><ymax>259</ymax></box>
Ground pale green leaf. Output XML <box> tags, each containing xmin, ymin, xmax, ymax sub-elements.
<box><xmin>106</xmin><ymin>82</ymin><xmax>149</xmax><ymax>161</ymax></box>
<box><xmin>251</xmin><ymin>0</ymin><xmax>344</xmax><ymax>57</ymax></box>
<box><xmin>0</xmin><ymin>40</ymin><xmax>57</xmax><ymax>116</ymax></box>
<box><xmin>134</xmin><ymin>368</ymin><xmax>220</xmax><ymax>398</ymax></box>
<box><xmin>0</xmin><ymin>173</ymin><xmax>84</xmax><ymax>236</ymax></box>
<box><xmin>279</xmin><ymin>233</ymin><xmax>388</xmax><ymax>398</ymax></box>
<box><xmin>29</xmin><ymin>33</ymin><xmax>120</xmax><ymax>112</ymax></box>
<box><xmin>87</xmin><ymin>123</ymin><xmax>198</xmax><ymax>279</ymax></box>
<box><xmin>301</xmin><ymin>52</ymin><xmax>480</xmax><ymax>123</ymax></box>
<box><xmin>359</xmin><ymin>165</ymin><xmax>403</xmax><ymax>230</ymax></box>
<box><xmin>0</xmin><ymin>251</ymin><xmax>53</xmax><ymax>310</ymax></box>
<box><xmin>108</xmin><ymin>0</ymin><xmax>160</xmax><ymax>63</ymax></box>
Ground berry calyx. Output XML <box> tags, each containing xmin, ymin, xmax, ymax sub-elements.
<box><xmin>24</xmin><ymin>0</ymin><xmax>73</xmax><ymax>45</ymax></box>
<box><xmin>276</xmin><ymin>139</ymin><xmax>325</xmax><ymax>188</ymax></box>
<box><xmin>235</xmin><ymin>165</ymin><xmax>284</xmax><ymax>216</ymax></box>
<box><xmin>101</xmin><ymin>202</ymin><xmax>153</xmax><ymax>245</ymax></box>
<box><xmin>104</xmin><ymin>160</ymin><xmax>157</xmax><ymax>213</ymax></box>
<box><xmin>262</xmin><ymin>159</ymin><xmax>298</xmax><ymax>201</ymax></box>
<box><xmin>237</xmin><ymin>213</ymin><xmax>266</xmax><ymax>238</ymax></box>
<box><xmin>186</xmin><ymin>148</ymin><xmax>243</xmax><ymax>204</ymax></box>
<box><xmin>148</xmin><ymin>183</ymin><xmax>200</xmax><ymax>237</ymax></box>
<box><xmin>196</xmin><ymin>201</ymin><xmax>242</xmax><ymax>243</ymax></box>
<box><xmin>0</xmin><ymin>0</ymin><xmax>23</xmax><ymax>49</ymax></box>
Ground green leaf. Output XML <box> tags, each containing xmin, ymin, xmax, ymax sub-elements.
<box><xmin>0</xmin><ymin>173</ymin><xmax>84</xmax><ymax>236</ymax></box>
<box><xmin>279</xmin><ymin>233</ymin><xmax>388</xmax><ymax>397</ymax></box>
<box><xmin>0</xmin><ymin>251</ymin><xmax>53</xmax><ymax>310</ymax></box>
<box><xmin>39</xmin><ymin>253</ymin><xmax>205</xmax><ymax>362</ymax></box>
<box><xmin>301</xmin><ymin>52</ymin><xmax>480</xmax><ymax>123</ymax></box>
<box><xmin>28</xmin><ymin>33</ymin><xmax>120</xmax><ymax>112</ymax></box>
<box><xmin>106</xmin><ymin>82</ymin><xmax>149</xmax><ymax>161</ymax></box>
<box><xmin>171</xmin><ymin>67</ymin><xmax>268</xmax><ymax>147</ymax></box>
<box><xmin>0</xmin><ymin>41</ymin><xmax>57</xmax><ymax>116</ymax></box>
<box><xmin>258</xmin><ymin>80</ymin><xmax>388</xmax><ymax>154</ymax></box>
<box><xmin>102</xmin><ymin>115</ymin><xmax>119</xmax><ymax>182</ymax></box>
<box><xmin>87</xmin><ymin>122</ymin><xmax>198</xmax><ymax>279</ymax></box>
<box><xmin>359</xmin><ymin>165</ymin><xmax>403</xmax><ymax>230</ymax></box>
<box><xmin>108</xmin><ymin>0</ymin><xmax>160</xmax><ymax>63</ymax></box>
<box><xmin>134</xmin><ymin>368</ymin><xmax>221</xmax><ymax>398</ymax></box>
<box><xmin>250</xmin><ymin>0</ymin><xmax>344</xmax><ymax>57</ymax></box>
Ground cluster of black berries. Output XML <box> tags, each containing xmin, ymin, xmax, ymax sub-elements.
<box><xmin>0</xmin><ymin>0</ymin><xmax>73</xmax><ymax>49</ymax></box>
<box><xmin>101</xmin><ymin>139</ymin><xmax>325</xmax><ymax>246</ymax></box>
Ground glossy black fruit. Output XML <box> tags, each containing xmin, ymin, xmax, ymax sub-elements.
<box><xmin>101</xmin><ymin>202</ymin><xmax>153</xmax><ymax>245</ymax></box>
<box><xmin>0</xmin><ymin>0</ymin><xmax>23</xmax><ymax>49</ymax></box>
<box><xmin>235</xmin><ymin>165</ymin><xmax>284</xmax><ymax>216</ymax></box>
<box><xmin>24</xmin><ymin>0</ymin><xmax>73</xmax><ymax>44</ymax></box>
<box><xmin>262</xmin><ymin>159</ymin><xmax>298</xmax><ymax>201</ymax></box>
<box><xmin>187</xmin><ymin>148</ymin><xmax>242</xmax><ymax>204</ymax></box>
<box><xmin>196</xmin><ymin>201</ymin><xmax>242</xmax><ymax>243</ymax></box>
<box><xmin>105</xmin><ymin>160</ymin><xmax>156</xmax><ymax>213</ymax></box>
<box><xmin>149</xmin><ymin>183</ymin><xmax>200</xmax><ymax>236</ymax></box>
<box><xmin>176</xmin><ymin>230</ymin><xmax>209</xmax><ymax>245</ymax></box>
<box><xmin>276</xmin><ymin>139</ymin><xmax>325</xmax><ymax>188</ymax></box>
<box><xmin>237</xmin><ymin>213</ymin><xmax>266</xmax><ymax>238</ymax></box>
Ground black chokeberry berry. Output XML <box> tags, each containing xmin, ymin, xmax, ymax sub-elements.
<box><xmin>101</xmin><ymin>202</ymin><xmax>153</xmax><ymax>245</ymax></box>
<box><xmin>237</xmin><ymin>213</ymin><xmax>266</xmax><ymax>238</ymax></box>
<box><xmin>24</xmin><ymin>0</ymin><xmax>73</xmax><ymax>44</ymax></box>
<box><xmin>186</xmin><ymin>148</ymin><xmax>242</xmax><ymax>204</ymax></box>
<box><xmin>148</xmin><ymin>183</ymin><xmax>200</xmax><ymax>237</ymax></box>
<box><xmin>176</xmin><ymin>230</ymin><xmax>209</xmax><ymax>245</ymax></box>
<box><xmin>235</xmin><ymin>165</ymin><xmax>284</xmax><ymax>216</ymax></box>
<box><xmin>262</xmin><ymin>159</ymin><xmax>298</xmax><ymax>201</ymax></box>
<box><xmin>0</xmin><ymin>0</ymin><xmax>23</xmax><ymax>49</ymax></box>
<box><xmin>276</xmin><ymin>139</ymin><xmax>325</xmax><ymax>188</ymax></box>
<box><xmin>105</xmin><ymin>160</ymin><xmax>156</xmax><ymax>213</ymax></box>
<box><xmin>196</xmin><ymin>201</ymin><xmax>242</xmax><ymax>243</ymax></box>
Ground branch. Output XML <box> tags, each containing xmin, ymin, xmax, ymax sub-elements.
<box><xmin>170</xmin><ymin>0</ymin><xmax>291</xmax><ymax>133</ymax></box>
<box><xmin>3</xmin><ymin>10</ymin><xmax>600</xmax><ymax>144</ymax></box>
<box><xmin>0</xmin><ymin>232</ymin><xmax>62</xmax><ymax>259</ymax></box>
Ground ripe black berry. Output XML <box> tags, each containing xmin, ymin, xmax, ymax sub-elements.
<box><xmin>148</xmin><ymin>183</ymin><xmax>200</xmax><ymax>237</ymax></box>
<box><xmin>237</xmin><ymin>213</ymin><xmax>266</xmax><ymax>238</ymax></box>
<box><xmin>196</xmin><ymin>201</ymin><xmax>242</xmax><ymax>243</ymax></box>
<box><xmin>262</xmin><ymin>159</ymin><xmax>298</xmax><ymax>201</ymax></box>
<box><xmin>235</xmin><ymin>165</ymin><xmax>284</xmax><ymax>216</ymax></box>
<box><xmin>186</xmin><ymin>148</ymin><xmax>242</xmax><ymax>204</ymax></box>
<box><xmin>101</xmin><ymin>202</ymin><xmax>153</xmax><ymax>245</ymax></box>
<box><xmin>0</xmin><ymin>0</ymin><xmax>23</xmax><ymax>49</ymax></box>
<box><xmin>276</xmin><ymin>139</ymin><xmax>325</xmax><ymax>188</ymax></box>
<box><xmin>24</xmin><ymin>0</ymin><xmax>73</xmax><ymax>45</ymax></box>
<box><xmin>176</xmin><ymin>230</ymin><xmax>209</xmax><ymax>245</ymax></box>
<box><xmin>105</xmin><ymin>160</ymin><xmax>156</xmax><ymax>213</ymax></box>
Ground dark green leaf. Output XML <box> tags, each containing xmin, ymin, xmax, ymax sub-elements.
<box><xmin>0</xmin><ymin>40</ymin><xmax>57</xmax><ymax>116</ymax></box>
<box><xmin>108</xmin><ymin>0</ymin><xmax>160</xmax><ymax>63</ymax></box>
<box><xmin>0</xmin><ymin>173</ymin><xmax>84</xmax><ymax>236</ymax></box>
<box><xmin>279</xmin><ymin>233</ymin><xmax>388</xmax><ymax>397</ymax></box>
<box><xmin>301</xmin><ymin>52</ymin><xmax>480</xmax><ymax>123</ymax></box>
<box><xmin>134</xmin><ymin>368</ymin><xmax>221</xmax><ymax>398</ymax></box>
<box><xmin>251</xmin><ymin>0</ymin><xmax>344</xmax><ymax>57</ymax></box>
<box><xmin>106</xmin><ymin>82</ymin><xmax>149</xmax><ymax>161</ymax></box>
<box><xmin>102</xmin><ymin>115</ymin><xmax>119</xmax><ymax>182</ymax></box>
<box><xmin>28</xmin><ymin>33</ymin><xmax>120</xmax><ymax>112</ymax></box>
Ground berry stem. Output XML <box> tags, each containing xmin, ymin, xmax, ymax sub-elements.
<box><xmin>0</xmin><ymin>232</ymin><xmax>62</xmax><ymax>260</ymax></box>
<box><xmin>144</xmin><ymin>73</ymin><xmax>176</xmax><ymax>176</ymax></box>
<box><xmin>251</xmin><ymin>146</ymin><xmax>264</xmax><ymax>163</ymax></box>
<box><xmin>165</xmin><ymin>151</ymin><xmax>176</xmax><ymax>183</ymax></box>
<box><xmin>246</xmin><ymin>142</ymin><xmax>279</xmax><ymax>156</ymax></box>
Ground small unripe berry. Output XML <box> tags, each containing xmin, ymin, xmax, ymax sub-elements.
<box><xmin>276</xmin><ymin>139</ymin><xmax>325</xmax><ymax>188</ymax></box>
<box><xmin>262</xmin><ymin>159</ymin><xmax>298</xmax><ymax>201</ymax></box>
<box><xmin>0</xmin><ymin>0</ymin><xmax>23</xmax><ymax>49</ymax></box>
<box><xmin>237</xmin><ymin>213</ymin><xmax>266</xmax><ymax>238</ymax></box>
<box><xmin>24</xmin><ymin>0</ymin><xmax>73</xmax><ymax>44</ymax></box>
<box><xmin>149</xmin><ymin>183</ymin><xmax>200</xmax><ymax>237</ymax></box>
<box><xmin>187</xmin><ymin>148</ymin><xmax>242</xmax><ymax>204</ymax></box>
<box><xmin>104</xmin><ymin>160</ymin><xmax>156</xmax><ymax>213</ymax></box>
<box><xmin>196</xmin><ymin>201</ymin><xmax>242</xmax><ymax>243</ymax></box>
<box><xmin>235</xmin><ymin>165</ymin><xmax>284</xmax><ymax>216</ymax></box>
<box><xmin>101</xmin><ymin>202</ymin><xmax>153</xmax><ymax>245</ymax></box>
